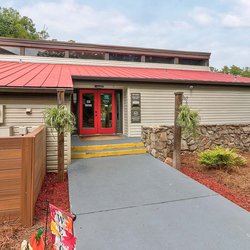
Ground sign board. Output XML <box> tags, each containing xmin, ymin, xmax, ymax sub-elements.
<box><xmin>50</xmin><ymin>204</ymin><xmax>76</xmax><ymax>250</ymax></box>
<box><xmin>131</xmin><ymin>93</ymin><xmax>141</xmax><ymax>123</ymax></box>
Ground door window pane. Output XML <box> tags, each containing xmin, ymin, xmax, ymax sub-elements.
<box><xmin>83</xmin><ymin>94</ymin><xmax>94</xmax><ymax>128</ymax></box>
<box><xmin>101</xmin><ymin>94</ymin><xmax>112</xmax><ymax>128</ymax></box>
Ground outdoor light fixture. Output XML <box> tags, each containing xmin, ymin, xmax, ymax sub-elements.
<box><xmin>95</xmin><ymin>84</ymin><xmax>104</xmax><ymax>88</ymax></box>
<box><xmin>26</xmin><ymin>108</ymin><xmax>32</xmax><ymax>114</ymax></box>
<box><xmin>189</xmin><ymin>85</ymin><xmax>194</xmax><ymax>90</ymax></box>
<box><xmin>73</xmin><ymin>93</ymin><xmax>77</xmax><ymax>104</ymax></box>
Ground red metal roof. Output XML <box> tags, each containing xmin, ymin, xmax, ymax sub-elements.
<box><xmin>0</xmin><ymin>61</ymin><xmax>250</xmax><ymax>88</ymax></box>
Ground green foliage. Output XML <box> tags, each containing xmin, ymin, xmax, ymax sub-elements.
<box><xmin>0</xmin><ymin>7</ymin><xmax>49</xmax><ymax>39</ymax></box>
<box><xmin>209</xmin><ymin>66</ymin><xmax>219</xmax><ymax>72</ymax></box>
<box><xmin>44</xmin><ymin>106</ymin><xmax>75</xmax><ymax>135</ymax></box>
<box><xmin>35</xmin><ymin>228</ymin><xmax>43</xmax><ymax>244</ymax></box>
<box><xmin>241</xmin><ymin>67</ymin><xmax>250</xmax><ymax>78</ymax></box>
<box><xmin>210</xmin><ymin>65</ymin><xmax>250</xmax><ymax>78</ymax></box>
<box><xmin>198</xmin><ymin>147</ymin><xmax>246</xmax><ymax>171</ymax></box>
<box><xmin>177</xmin><ymin>105</ymin><xmax>200</xmax><ymax>138</ymax></box>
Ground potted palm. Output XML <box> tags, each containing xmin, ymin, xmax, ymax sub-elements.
<box><xmin>44</xmin><ymin>106</ymin><xmax>75</xmax><ymax>182</ymax></box>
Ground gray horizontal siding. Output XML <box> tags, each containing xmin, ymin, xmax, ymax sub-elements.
<box><xmin>0</xmin><ymin>94</ymin><xmax>71</xmax><ymax>171</ymax></box>
<box><xmin>128</xmin><ymin>84</ymin><xmax>250</xmax><ymax>136</ymax></box>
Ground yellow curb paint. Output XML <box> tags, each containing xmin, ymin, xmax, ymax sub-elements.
<box><xmin>71</xmin><ymin>148</ymin><xmax>147</xmax><ymax>159</ymax></box>
<box><xmin>71</xmin><ymin>142</ymin><xmax>144</xmax><ymax>152</ymax></box>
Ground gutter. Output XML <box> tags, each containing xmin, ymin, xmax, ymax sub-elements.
<box><xmin>0</xmin><ymin>86</ymin><xmax>74</xmax><ymax>93</ymax></box>
<box><xmin>72</xmin><ymin>76</ymin><xmax>250</xmax><ymax>87</ymax></box>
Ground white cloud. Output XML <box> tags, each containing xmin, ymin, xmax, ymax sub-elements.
<box><xmin>19</xmin><ymin>0</ymin><xmax>192</xmax><ymax>46</ymax></box>
<box><xmin>220</xmin><ymin>0</ymin><xmax>250</xmax><ymax>28</ymax></box>
<box><xmin>221</xmin><ymin>14</ymin><xmax>243</xmax><ymax>27</ymax></box>
<box><xmin>20</xmin><ymin>0</ymin><xmax>137</xmax><ymax>39</ymax></box>
<box><xmin>173</xmin><ymin>21</ymin><xmax>192</xmax><ymax>29</ymax></box>
<box><xmin>191</xmin><ymin>2</ymin><xmax>250</xmax><ymax>28</ymax></box>
<box><xmin>191</xmin><ymin>7</ymin><xmax>214</xmax><ymax>26</ymax></box>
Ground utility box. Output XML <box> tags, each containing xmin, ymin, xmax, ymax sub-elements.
<box><xmin>0</xmin><ymin>126</ymin><xmax>13</xmax><ymax>136</ymax></box>
<box><xmin>18</xmin><ymin>126</ymin><xmax>28</xmax><ymax>136</ymax></box>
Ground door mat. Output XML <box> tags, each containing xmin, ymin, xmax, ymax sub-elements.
<box><xmin>79</xmin><ymin>135</ymin><xmax>125</xmax><ymax>141</ymax></box>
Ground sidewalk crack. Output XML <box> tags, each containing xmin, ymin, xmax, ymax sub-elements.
<box><xmin>75</xmin><ymin>194</ymin><xmax>218</xmax><ymax>216</ymax></box>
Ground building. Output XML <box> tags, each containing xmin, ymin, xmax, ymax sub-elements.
<box><xmin>0</xmin><ymin>37</ymin><xmax>250</xmax><ymax>170</ymax></box>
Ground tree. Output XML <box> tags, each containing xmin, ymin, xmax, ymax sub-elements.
<box><xmin>229</xmin><ymin>65</ymin><xmax>242</xmax><ymax>76</ymax></box>
<box><xmin>44</xmin><ymin>106</ymin><xmax>75</xmax><ymax>182</ymax></box>
<box><xmin>241</xmin><ymin>67</ymin><xmax>250</xmax><ymax>78</ymax></box>
<box><xmin>210</xmin><ymin>65</ymin><xmax>250</xmax><ymax>78</ymax></box>
<box><xmin>0</xmin><ymin>7</ymin><xmax>49</xmax><ymax>39</ymax></box>
<box><xmin>220</xmin><ymin>66</ymin><xmax>230</xmax><ymax>74</ymax></box>
<box><xmin>209</xmin><ymin>66</ymin><xmax>219</xmax><ymax>72</ymax></box>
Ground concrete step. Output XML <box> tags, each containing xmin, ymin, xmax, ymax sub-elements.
<box><xmin>71</xmin><ymin>147</ymin><xmax>147</xmax><ymax>159</ymax></box>
<box><xmin>71</xmin><ymin>142</ymin><xmax>144</xmax><ymax>152</ymax></box>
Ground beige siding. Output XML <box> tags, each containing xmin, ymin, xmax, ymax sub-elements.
<box><xmin>128</xmin><ymin>84</ymin><xmax>250</xmax><ymax>136</ymax></box>
<box><xmin>0</xmin><ymin>94</ymin><xmax>71</xmax><ymax>171</ymax></box>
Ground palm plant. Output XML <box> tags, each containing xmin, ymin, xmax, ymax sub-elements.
<box><xmin>44</xmin><ymin>106</ymin><xmax>75</xmax><ymax>182</ymax></box>
<box><xmin>177</xmin><ymin>104</ymin><xmax>200</xmax><ymax>138</ymax></box>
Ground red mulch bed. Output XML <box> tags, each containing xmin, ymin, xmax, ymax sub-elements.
<box><xmin>179</xmin><ymin>152</ymin><xmax>250</xmax><ymax>212</ymax></box>
<box><xmin>34</xmin><ymin>172</ymin><xmax>70</xmax><ymax>249</ymax></box>
<box><xmin>0</xmin><ymin>173</ymin><xmax>69</xmax><ymax>249</ymax></box>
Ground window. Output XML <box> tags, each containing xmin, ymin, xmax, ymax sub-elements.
<box><xmin>25</xmin><ymin>48</ymin><xmax>39</xmax><ymax>56</ymax></box>
<box><xmin>69</xmin><ymin>51</ymin><xmax>105</xmax><ymax>60</ymax></box>
<box><xmin>25</xmin><ymin>48</ymin><xmax>65</xmax><ymax>57</ymax></box>
<box><xmin>179</xmin><ymin>58</ymin><xmax>205</xmax><ymax>66</ymax></box>
<box><xmin>37</xmin><ymin>49</ymin><xmax>65</xmax><ymax>57</ymax></box>
<box><xmin>109</xmin><ymin>53</ymin><xmax>141</xmax><ymax>62</ymax></box>
<box><xmin>145</xmin><ymin>56</ymin><xmax>174</xmax><ymax>64</ymax></box>
<box><xmin>0</xmin><ymin>46</ymin><xmax>20</xmax><ymax>55</ymax></box>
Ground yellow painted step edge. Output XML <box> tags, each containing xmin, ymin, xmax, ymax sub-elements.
<box><xmin>72</xmin><ymin>142</ymin><xmax>144</xmax><ymax>151</ymax></box>
<box><xmin>71</xmin><ymin>148</ymin><xmax>147</xmax><ymax>159</ymax></box>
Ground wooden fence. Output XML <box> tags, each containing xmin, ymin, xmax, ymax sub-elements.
<box><xmin>0</xmin><ymin>125</ymin><xmax>46</xmax><ymax>226</ymax></box>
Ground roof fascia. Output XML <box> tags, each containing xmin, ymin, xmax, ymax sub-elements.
<box><xmin>72</xmin><ymin>76</ymin><xmax>250</xmax><ymax>87</ymax></box>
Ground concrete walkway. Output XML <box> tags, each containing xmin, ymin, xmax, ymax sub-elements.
<box><xmin>68</xmin><ymin>154</ymin><xmax>250</xmax><ymax>250</ymax></box>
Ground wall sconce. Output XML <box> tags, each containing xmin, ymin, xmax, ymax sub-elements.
<box><xmin>26</xmin><ymin>108</ymin><xmax>32</xmax><ymax>115</ymax></box>
<box><xmin>73</xmin><ymin>93</ymin><xmax>77</xmax><ymax>104</ymax></box>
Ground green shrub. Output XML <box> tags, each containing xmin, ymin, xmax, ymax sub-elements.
<box><xmin>198</xmin><ymin>147</ymin><xmax>246</xmax><ymax>171</ymax></box>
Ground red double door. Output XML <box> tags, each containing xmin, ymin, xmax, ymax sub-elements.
<box><xmin>79</xmin><ymin>90</ymin><xmax>116</xmax><ymax>135</ymax></box>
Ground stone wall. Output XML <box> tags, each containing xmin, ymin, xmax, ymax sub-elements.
<box><xmin>142</xmin><ymin>124</ymin><xmax>250</xmax><ymax>161</ymax></box>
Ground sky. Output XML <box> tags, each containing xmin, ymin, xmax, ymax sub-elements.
<box><xmin>1</xmin><ymin>0</ymin><xmax>250</xmax><ymax>68</ymax></box>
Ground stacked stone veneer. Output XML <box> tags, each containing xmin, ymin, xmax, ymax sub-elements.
<box><xmin>142</xmin><ymin>124</ymin><xmax>250</xmax><ymax>161</ymax></box>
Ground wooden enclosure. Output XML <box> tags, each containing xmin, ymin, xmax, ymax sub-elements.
<box><xmin>0</xmin><ymin>125</ymin><xmax>46</xmax><ymax>226</ymax></box>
